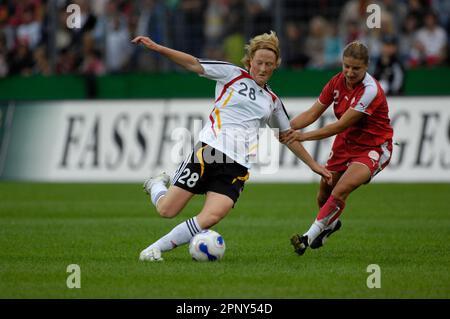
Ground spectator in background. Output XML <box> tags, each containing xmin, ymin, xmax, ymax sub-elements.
<box><xmin>362</xmin><ymin>11</ymin><xmax>396</xmax><ymax>68</ymax></box>
<box><xmin>69</xmin><ymin>0</ymin><xmax>97</xmax><ymax>50</ymax></box>
<box><xmin>91</xmin><ymin>1</ymin><xmax>132</xmax><ymax>51</ymax></box>
<box><xmin>16</xmin><ymin>2</ymin><xmax>42</xmax><ymax>50</ymax></box>
<box><xmin>2</xmin><ymin>0</ymin><xmax>450</xmax><ymax>76</ymax></box>
<box><xmin>203</xmin><ymin>0</ymin><xmax>227</xmax><ymax>61</ymax></box>
<box><xmin>432</xmin><ymin>0</ymin><xmax>450</xmax><ymax>27</ymax></box>
<box><xmin>222</xmin><ymin>0</ymin><xmax>245</xmax><ymax>66</ymax></box>
<box><xmin>80</xmin><ymin>33</ymin><xmax>105</xmax><ymax>75</ymax></box>
<box><xmin>324</xmin><ymin>22</ymin><xmax>343</xmax><ymax>69</ymax></box>
<box><xmin>342</xmin><ymin>19</ymin><xmax>363</xmax><ymax>45</ymax></box>
<box><xmin>55</xmin><ymin>46</ymin><xmax>78</xmax><ymax>74</ymax></box>
<box><xmin>410</xmin><ymin>10</ymin><xmax>447</xmax><ymax>67</ymax></box>
<box><xmin>245</xmin><ymin>0</ymin><xmax>272</xmax><ymax>37</ymax></box>
<box><xmin>204</xmin><ymin>0</ymin><xmax>226</xmax><ymax>45</ymax></box>
<box><xmin>8</xmin><ymin>39</ymin><xmax>34</xmax><ymax>75</ymax></box>
<box><xmin>81</xmin><ymin>48</ymin><xmax>105</xmax><ymax>75</ymax></box>
<box><xmin>8</xmin><ymin>0</ymin><xmax>42</xmax><ymax>27</ymax></box>
<box><xmin>282</xmin><ymin>21</ymin><xmax>309</xmax><ymax>69</ymax></box>
<box><xmin>283</xmin><ymin>0</ymin><xmax>330</xmax><ymax>23</ymax></box>
<box><xmin>90</xmin><ymin>0</ymin><xmax>108</xmax><ymax>17</ymax></box>
<box><xmin>373</xmin><ymin>35</ymin><xmax>405</xmax><ymax>95</ymax></box>
<box><xmin>133</xmin><ymin>0</ymin><xmax>168</xmax><ymax>71</ymax></box>
<box><xmin>55</xmin><ymin>5</ymin><xmax>72</xmax><ymax>53</ymax></box>
<box><xmin>0</xmin><ymin>2</ymin><xmax>14</xmax><ymax>53</ymax></box>
<box><xmin>379</xmin><ymin>0</ymin><xmax>408</xmax><ymax>35</ymax></box>
<box><xmin>0</xmin><ymin>31</ymin><xmax>9</xmax><ymax>76</ymax></box>
<box><xmin>406</xmin><ymin>0</ymin><xmax>428</xmax><ymax>27</ymax></box>
<box><xmin>172</xmin><ymin>0</ymin><xmax>206</xmax><ymax>58</ymax></box>
<box><xmin>399</xmin><ymin>13</ymin><xmax>419</xmax><ymax>67</ymax></box>
<box><xmin>338</xmin><ymin>0</ymin><xmax>367</xmax><ymax>44</ymax></box>
<box><xmin>33</xmin><ymin>44</ymin><xmax>51</xmax><ymax>75</ymax></box>
<box><xmin>304</xmin><ymin>16</ymin><xmax>328</xmax><ymax>69</ymax></box>
<box><xmin>432</xmin><ymin>0</ymin><xmax>450</xmax><ymax>65</ymax></box>
<box><xmin>222</xmin><ymin>28</ymin><xmax>245</xmax><ymax>66</ymax></box>
<box><xmin>105</xmin><ymin>11</ymin><xmax>132</xmax><ymax>72</ymax></box>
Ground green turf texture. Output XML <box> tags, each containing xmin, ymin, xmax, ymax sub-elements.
<box><xmin>0</xmin><ymin>182</ymin><xmax>449</xmax><ymax>298</ymax></box>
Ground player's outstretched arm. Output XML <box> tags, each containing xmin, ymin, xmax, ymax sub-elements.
<box><xmin>290</xmin><ymin>100</ymin><xmax>328</xmax><ymax>130</ymax></box>
<box><xmin>131</xmin><ymin>36</ymin><xmax>204</xmax><ymax>74</ymax></box>
<box><xmin>285</xmin><ymin>138</ymin><xmax>332</xmax><ymax>185</ymax></box>
<box><xmin>282</xmin><ymin>108</ymin><xmax>364</xmax><ymax>144</ymax></box>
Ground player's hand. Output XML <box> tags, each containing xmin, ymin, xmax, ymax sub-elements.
<box><xmin>131</xmin><ymin>36</ymin><xmax>159</xmax><ymax>51</ymax></box>
<box><xmin>279</xmin><ymin>130</ymin><xmax>305</xmax><ymax>145</ymax></box>
<box><xmin>276</xmin><ymin>129</ymin><xmax>294</xmax><ymax>142</ymax></box>
<box><xmin>313</xmin><ymin>165</ymin><xmax>332</xmax><ymax>185</ymax></box>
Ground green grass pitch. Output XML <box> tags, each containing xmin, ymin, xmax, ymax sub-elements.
<box><xmin>0</xmin><ymin>182</ymin><xmax>449</xmax><ymax>298</ymax></box>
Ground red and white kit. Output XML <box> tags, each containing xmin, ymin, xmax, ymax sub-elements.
<box><xmin>318</xmin><ymin>72</ymin><xmax>394</xmax><ymax>177</ymax></box>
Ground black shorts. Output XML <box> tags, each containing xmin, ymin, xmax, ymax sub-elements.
<box><xmin>172</xmin><ymin>143</ymin><xmax>249</xmax><ymax>203</ymax></box>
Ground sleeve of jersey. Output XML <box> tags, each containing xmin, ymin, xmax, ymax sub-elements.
<box><xmin>352</xmin><ymin>84</ymin><xmax>378</xmax><ymax>115</ymax></box>
<box><xmin>268</xmin><ymin>99</ymin><xmax>291</xmax><ymax>132</ymax></box>
<box><xmin>198</xmin><ymin>60</ymin><xmax>239</xmax><ymax>83</ymax></box>
<box><xmin>318</xmin><ymin>79</ymin><xmax>334</xmax><ymax>106</ymax></box>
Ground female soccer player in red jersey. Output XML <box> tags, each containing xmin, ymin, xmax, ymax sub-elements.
<box><xmin>281</xmin><ymin>41</ymin><xmax>394</xmax><ymax>255</ymax></box>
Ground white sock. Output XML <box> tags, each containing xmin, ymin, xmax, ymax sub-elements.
<box><xmin>151</xmin><ymin>217</ymin><xmax>203</xmax><ymax>252</ymax></box>
<box><xmin>303</xmin><ymin>220</ymin><xmax>325</xmax><ymax>245</ymax></box>
<box><xmin>150</xmin><ymin>182</ymin><xmax>167</xmax><ymax>206</ymax></box>
<box><xmin>327</xmin><ymin>219</ymin><xmax>339</xmax><ymax>230</ymax></box>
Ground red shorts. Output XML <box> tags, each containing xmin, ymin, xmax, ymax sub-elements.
<box><xmin>326</xmin><ymin>135</ymin><xmax>393</xmax><ymax>179</ymax></box>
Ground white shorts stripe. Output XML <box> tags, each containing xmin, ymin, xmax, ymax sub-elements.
<box><xmin>172</xmin><ymin>150</ymin><xmax>192</xmax><ymax>184</ymax></box>
<box><xmin>373</xmin><ymin>141</ymin><xmax>391</xmax><ymax>177</ymax></box>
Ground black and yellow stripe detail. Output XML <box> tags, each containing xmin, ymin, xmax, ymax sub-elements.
<box><xmin>195</xmin><ymin>145</ymin><xmax>208</xmax><ymax>177</ymax></box>
<box><xmin>232</xmin><ymin>172</ymin><xmax>250</xmax><ymax>184</ymax></box>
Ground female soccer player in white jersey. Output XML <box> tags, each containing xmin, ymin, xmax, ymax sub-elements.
<box><xmin>281</xmin><ymin>41</ymin><xmax>394</xmax><ymax>255</ymax></box>
<box><xmin>131</xmin><ymin>31</ymin><xmax>332</xmax><ymax>261</ymax></box>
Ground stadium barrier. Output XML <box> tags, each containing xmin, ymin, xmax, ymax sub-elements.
<box><xmin>1</xmin><ymin>68</ymin><xmax>450</xmax><ymax>100</ymax></box>
<box><xmin>0</xmin><ymin>97</ymin><xmax>449</xmax><ymax>182</ymax></box>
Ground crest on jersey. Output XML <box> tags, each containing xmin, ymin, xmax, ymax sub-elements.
<box><xmin>368</xmin><ymin>150</ymin><xmax>379</xmax><ymax>161</ymax></box>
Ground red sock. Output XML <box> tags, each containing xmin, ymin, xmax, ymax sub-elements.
<box><xmin>316</xmin><ymin>195</ymin><xmax>345</xmax><ymax>226</ymax></box>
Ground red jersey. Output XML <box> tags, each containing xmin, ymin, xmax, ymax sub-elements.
<box><xmin>318</xmin><ymin>72</ymin><xmax>393</xmax><ymax>146</ymax></box>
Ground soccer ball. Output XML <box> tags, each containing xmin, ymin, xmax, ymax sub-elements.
<box><xmin>189</xmin><ymin>230</ymin><xmax>226</xmax><ymax>261</ymax></box>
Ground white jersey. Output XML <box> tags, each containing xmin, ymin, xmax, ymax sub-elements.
<box><xmin>198</xmin><ymin>59</ymin><xmax>291</xmax><ymax>168</ymax></box>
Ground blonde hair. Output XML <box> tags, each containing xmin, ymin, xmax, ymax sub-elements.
<box><xmin>343</xmin><ymin>41</ymin><xmax>369</xmax><ymax>65</ymax></box>
<box><xmin>241</xmin><ymin>31</ymin><xmax>281</xmax><ymax>69</ymax></box>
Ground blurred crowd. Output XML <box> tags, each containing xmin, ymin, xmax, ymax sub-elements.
<box><xmin>0</xmin><ymin>0</ymin><xmax>449</xmax><ymax>86</ymax></box>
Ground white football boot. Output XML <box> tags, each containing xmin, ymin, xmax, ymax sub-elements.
<box><xmin>139</xmin><ymin>246</ymin><xmax>163</xmax><ymax>262</ymax></box>
<box><xmin>143</xmin><ymin>172</ymin><xmax>170</xmax><ymax>195</ymax></box>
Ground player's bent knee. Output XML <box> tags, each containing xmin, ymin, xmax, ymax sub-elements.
<box><xmin>156</xmin><ymin>203</ymin><xmax>179</xmax><ymax>218</ymax></box>
<box><xmin>331</xmin><ymin>186</ymin><xmax>355</xmax><ymax>201</ymax></box>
